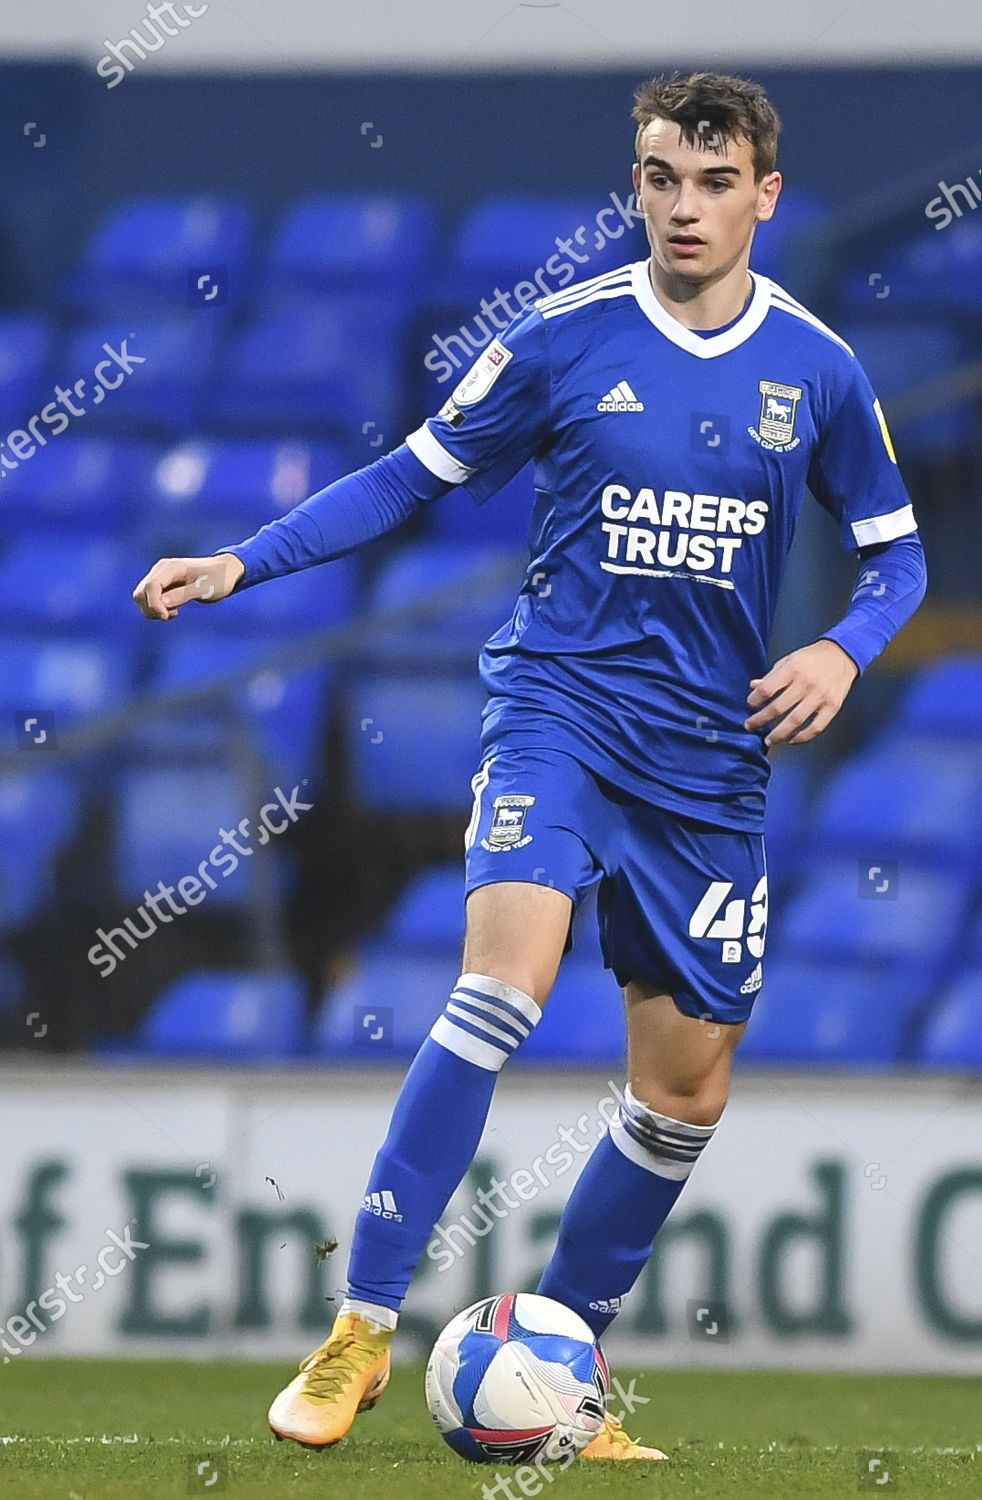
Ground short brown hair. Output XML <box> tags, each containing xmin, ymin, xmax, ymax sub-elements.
<box><xmin>632</xmin><ymin>71</ymin><xmax>781</xmax><ymax>183</ymax></box>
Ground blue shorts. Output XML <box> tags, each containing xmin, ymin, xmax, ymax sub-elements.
<box><xmin>463</xmin><ymin>740</ymin><xmax>768</xmax><ymax>1025</ymax></box>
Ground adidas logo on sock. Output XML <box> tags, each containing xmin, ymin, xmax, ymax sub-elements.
<box><xmin>362</xmin><ymin>1189</ymin><xmax>403</xmax><ymax>1222</ymax></box>
<box><xmin>740</xmin><ymin>962</ymin><xmax>763</xmax><ymax>995</ymax></box>
<box><xmin>597</xmin><ymin>381</ymin><xmax>644</xmax><ymax>412</ymax></box>
<box><xmin>588</xmin><ymin>1296</ymin><xmax>623</xmax><ymax>1313</ymax></box>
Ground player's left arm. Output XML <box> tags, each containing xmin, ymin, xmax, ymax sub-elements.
<box><xmin>745</xmin><ymin>358</ymin><xmax>928</xmax><ymax>748</ymax></box>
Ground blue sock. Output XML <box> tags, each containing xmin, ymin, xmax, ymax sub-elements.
<box><xmin>537</xmin><ymin>1082</ymin><xmax>719</xmax><ymax>1338</ymax></box>
<box><xmin>342</xmin><ymin>971</ymin><xmax>542</xmax><ymax>1327</ymax></box>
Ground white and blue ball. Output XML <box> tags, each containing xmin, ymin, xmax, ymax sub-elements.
<box><xmin>425</xmin><ymin>1292</ymin><xmax>609</xmax><ymax>1465</ymax></box>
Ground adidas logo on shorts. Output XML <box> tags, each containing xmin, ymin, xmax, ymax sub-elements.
<box><xmin>587</xmin><ymin>1296</ymin><xmax>623</xmax><ymax>1313</ymax></box>
<box><xmin>596</xmin><ymin>380</ymin><xmax>644</xmax><ymax>412</ymax></box>
<box><xmin>740</xmin><ymin>962</ymin><xmax>763</xmax><ymax>995</ymax></box>
<box><xmin>362</xmin><ymin>1189</ymin><xmax>403</xmax><ymax>1222</ymax></box>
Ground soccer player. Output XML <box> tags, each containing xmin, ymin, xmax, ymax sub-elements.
<box><xmin>133</xmin><ymin>71</ymin><xmax>927</xmax><ymax>1461</ymax></box>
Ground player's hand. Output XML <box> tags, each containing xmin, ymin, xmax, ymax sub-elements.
<box><xmin>744</xmin><ymin>639</ymin><xmax>859</xmax><ymax>747</ymax></box>
<box><xmin>131</xmin><ymin>553</ymin><xmax>246</xmax><ymax>621</ymax></box>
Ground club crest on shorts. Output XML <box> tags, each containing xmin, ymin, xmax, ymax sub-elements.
<box><xmin>481</xmin><ymin>794</ymin><xmax>535</xmax><ymax>851</ymax></box>
<box><xmin>750</xmin><ymin>379</ymin><xmax>802</xmax><ymax>451</ymax></box>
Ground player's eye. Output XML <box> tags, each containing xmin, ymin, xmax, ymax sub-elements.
<box><xmin>647</xmin><ymin>173</ymin><xmax>671</xmax><ymax>187</ymax></box>
<box><xmin>708</xmin><ymin>180</ymin><xmax>731</xmax><ymax>192</ymax></box>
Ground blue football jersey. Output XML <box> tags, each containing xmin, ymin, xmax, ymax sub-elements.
<box><xmin>406</xmin><ymin>261</ymin><xmax>919</xmax><ymax>831</ymax></box>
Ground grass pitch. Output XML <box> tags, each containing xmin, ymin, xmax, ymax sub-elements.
<box><xmin>0</xmin><ymin>1360</ymin><xmax>979</xmax><ymax>1499</ymax></box>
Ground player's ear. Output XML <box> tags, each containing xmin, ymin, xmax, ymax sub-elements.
<box><xmin>755</xmin><ymin>170</ymin><xmax>781</xmax><ymax>224</ymax></box>
<box><xmin>631</xmin><ymin>160</ymin><xmax>642</xmax><ymax>202</ymax></box>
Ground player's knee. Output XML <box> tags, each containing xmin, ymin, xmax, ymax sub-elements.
<box><xmin>630</xmin><ymin>1076</ymin><xmax>729</xmax><ymax>1128</ymax></box>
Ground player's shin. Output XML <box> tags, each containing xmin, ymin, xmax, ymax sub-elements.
<box><xmin>341</xmin><ymin>972</ymin><xmax>542</xmax><ymax>1327</ymax></box>
<box><xmin>536</xmin><ymin>1081</ymin><xmax>720</xmax><ymax>1337</ymax></box>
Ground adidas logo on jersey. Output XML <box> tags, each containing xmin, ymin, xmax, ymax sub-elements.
<box><xmin>597</xmin><ymin>381</ymin><xmax>644</xmax><ymax>413</ymax></box>
<box><xmin>362</xmin><ymin>1190</ymin><xmax>403</xmax><ymax>1222</ymax></box>
<box><xmin>588</xmin><ymin>1296</ymin><xmax>623</xmax><ymax>1313</ymax></box>
<box><xmin>740</xmin><ymin>962</ymin><xmax>763</xmax><ymax>995</ymax></box>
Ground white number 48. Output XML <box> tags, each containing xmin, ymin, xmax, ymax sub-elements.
<box><xmin>688</xmin><ymin>876</ymin><xmax>767</xmax><ymax>960</ymax></box>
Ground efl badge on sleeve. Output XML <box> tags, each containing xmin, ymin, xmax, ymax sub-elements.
<box><xmin>754</xmin><ymin>380</ymin><xmax>802</xmax><ymax>450</ymax></box>
<box><xmin>481</xmin><ymin>794</ymin><xmax>535</xmax><ymax>851</ymax></box>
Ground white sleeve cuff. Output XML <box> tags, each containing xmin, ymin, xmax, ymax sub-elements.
<box><xmin>405</xmin><ymin>424</ymin><xmax>475</xmax><ymax>485</ymax></box>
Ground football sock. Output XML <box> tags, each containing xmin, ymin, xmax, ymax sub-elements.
<box><xmin>344</xmin><ymin>971</ymin><xmax>542</xmax><ymax>1325</ymax></box>
<box><xmin>536</xmin><ymin>1081</ymin><xmax>719</xmax><ymax>1337</ymax></box>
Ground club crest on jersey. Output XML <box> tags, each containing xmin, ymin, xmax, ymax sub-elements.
<box><xmin>750</xmin><ymin>379</ymin><xmax>802</xmax><ymax>451</ymax></box>
<box><xmin>451</xmin><ymin>338</ymin><xmax>514</xmax><ymax>408</ymax></box>
<box><xmin>481</xmin><ymin>794</ymin><xmax>535</xmax><ymax>851</ymax></box>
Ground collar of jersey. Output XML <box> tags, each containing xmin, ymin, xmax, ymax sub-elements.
<box><xmin>630</xmin><ymin>260</ymin><xmax>771</xmax><ymax>358</ymax></box>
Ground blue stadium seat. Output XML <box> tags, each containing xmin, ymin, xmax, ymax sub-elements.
<box><xmin>213</xmin><ymin>297</ymin><xmax>406</xmax><ymax>437</ymax></box>
<box><xmin>0</xmin><ymin>636</ymin><xmax>136</xmax><ymax>745</ymax></box>
<box><xmin>0</xmin><ymin>535</ymin><xmax>135</xmax><ymax>635</ymax></box>
<box><xmin>842</xmin><ymin>217</ymin><xmax>982</xmax><ymax>314</ymax></box>
<box><xmin>749</xmin><ymin>188</ymin><xmax>830</xmax><ymax>282</ymax></box>
<box><xmin>346</xmin><ymin>674</ymin><xmax>485</xmax><ymax>811</ymax></box>
<box><xmin>738</xmin><ymin>957</ymin><xmax>922</xmax><ymax>1066</ymax></box>
<box><xmin>0</xmin><ymin>314</ymin><xmax>53</xmax><ymax>425</ymax></box>
<box><xmin>313</xmin><ymin>944</ymin><xmax>623</xmax><ymax>1063</ymax></box>
<box><xmin>143</xmin><ymin>633</ymin><xmax>333</xmax><ymax>786</ymax></box>
<box><xmin>266</xmin><ymin>194</ymin><xmax>436</xmax><ymax>294</ymax></box>
<box><xmin>0</xmin><ymin>769</ymin><xmax>81</xmax><ymax>930</ymax></box>
<box><xmin>60</xmin><ymin>319</ymin><xmax>220</xmax><ymax>431</ymax></box>
<box><xmin>143</xmin><ymin>437</ymin><xmax>349</xmax><ymax>549</ymax></box>
<box><xmin>834</xmin><ymin>320</ymin><xmax>973</xmax><ymax>456</ymax></box>
<box><xmin>915</xmin><ymin>969</ymin><xmax>982</xmax><ymax>1069</ymax></box>
<box><xmin>776</xmin><ymin>858</ymin><xmax>971</xmax><ymax>987</ymax></box>
<box><xmin>365</xmin><ymin>542</ymin><xmax>521</xmax><ymax>665</ymax></box>
<box><xmin>893</xmin><ymin>655</ymin><xmax>982</xmax><ymax>740</ymax></box>
<box><xmin>139</xmin><ymin>970</ymin><xmax>304</xmax><ymax>1059</ymax></box>
<box><xmin>0</xmin><ymin>438</ymin><xmax>150</xmax><ymax>533</ymax></box>
<box><xmin>380</xmin><ymin>864</ymin><xmax>465</xmax><ymax>949</ymax></box>
<box><xmin>64</xmin><ymin>195</ymin><xmax>253</xmax><ymax>311</ymax></box>
<box><xmin>447</xmin><ymin>195</ymin><xmax>640</xmax><ymax>297</ymax></box>
<box><xmin>113</xmin><ymin>765</ymin><xmax>290</xmax><ymax>908</ymax></box>
<box><xmin>808</xmin><ymin>740</ymin><xmax>982</xmax><ymax>874</ymax></box>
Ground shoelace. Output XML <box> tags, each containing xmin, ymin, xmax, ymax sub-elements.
<box><xmin>299</xmin><ymin>1329</ymin><xmax>383</xmax><ymax>1404</ymax></box>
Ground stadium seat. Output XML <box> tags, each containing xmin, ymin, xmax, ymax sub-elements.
<box><xmin>0</xmin><ymin>535</ymin><xmax>135</xmax><ymax>635</ymax></box>
<box><xmin>0</xmin><ymin>636</ymin><xmax>136</xmax><ymax>746</ymax></box>
<box><xmin>893</xmin><ymin>655</ymin><xmax>982</xmax><ymax>741</ymax></box>
<box><xmin>313</xmin><ymin>943</ymin><xmax>623</xmax><ymax>1063</ymax></box>
<box><xmin>60</xmin><ymin>318</ymin><xmax>221</xmax><ymax>431</ymax></box>
<box><xmin>915</xmin><ymin>969</ymin><xmax>982</xmax><ymax>1069</ymax></box>
<box><xmin>762</xmin><ymin>755</ymin><xmax>810</xmax><ymax>894</ymax></box>
<box><xmin>834</xmin><ymin>320</ymin><xmax>974</xmax><ymax>457</ymax></box>
<box><xmin>265</xmin><ymin>193</ymin><xmax>436</xmax><ymax>295</ymax></box>
<box><xmin>142</xmin><ymin>437</ymin><xmax>349</xmax><ymax>551</ymax></box>
<box><xmin>737</xmin><ymin>957</ymin><xmax>924</xmax><ymax>1066</ymax></box>
<box><xmin>0</xmin><ymin>438</ymin><xmax>150</xmax><ymax>533</ymax></box>
<box><xmin>0</xmin><ymin>313</ymin><xmax>53</xmax><ymax>426</ymax></box>
<box><xmin>142</xmin><ymin>632</ymin><xmax>333</xmax><ymax>786</ymax></box>
<box><xmin>213</xmin><ymin>297</ymin><xmax>407</xmax><ymax>438</ymax></box>
<box><xmin>113</xmin><ymin>764</ymin><xmax>292</xmax><ymax>908</ymax></box>
<box><xmin>346</xmin><ymin>674</ymin><xmax>485</xmax><ymax>811</ymax></box>
<box><xmin>841</xmin><ymin>217</ymin><xmax>982</xmax><ymax>314</ymax></box>
<box><xmin>775</xmin><ymin>858</ymin><xmax>972</xmax><ymax>988</ymax></box>
<box><xmin>749</xmin><ymin>188</ymin><xmax>830</xmax><ymax>283</ymax></box>
<box><xmin>63</xmin><ymin>194</ymin><xmax>253</xmax><ymax>312</ymax></box>
<box><xmin>363</xmin><ymin>542</ymin><xmax>522</xmax><ymax>666</ymax></box>
<box><xmin>380</xmin><ymin>864</ymin><xmax>465</xmax><ymax>949</ymax></box>
<box><xmin>0</xmin><ymin>768</ymin><xmax>81</xmax><ymax>931</ymax></box>
<box><xmin>808</xmin><ymin>740</ymin><xmax>982</xmax><ymax>873</ymax></box>
<box><xmin>447</xmin><ymin>195</ymin><xmax>641</xmax><ymax>297</ymax></box>
<box><xmin>138</xmin><ymin>969</ymin><xmax>304</xmax><ymax>1059</ymax></box>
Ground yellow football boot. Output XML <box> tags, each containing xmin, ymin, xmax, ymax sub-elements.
<box><xmin>267</xmin><ymin>1311</ymin><xmax>393</xmax><ymax>1447</ymax></box>
<box><xmin>580</xmin><ymin>1410</ymin><xmax>668</xmax><ymax>1461</ymax></box>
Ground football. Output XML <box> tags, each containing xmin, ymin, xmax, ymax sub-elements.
<box><xmin>424</xmin><ymin>1292</ymin><xmax>609</xmax><ymax>1465</ymax></box>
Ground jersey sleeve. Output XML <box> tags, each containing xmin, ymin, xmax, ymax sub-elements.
<box><xmin>405</xmin><ymin>308</ymin><xmax>551</xmax><ymax>505</ymax></box>
<box><xmin>807</xmin><ymin>357</ymin><xmax>919</xmax><ymax>552</ymax></box>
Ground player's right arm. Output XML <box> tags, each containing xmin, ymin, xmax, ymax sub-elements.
<box><xmin>131</xmin><ymin>306</ymin><xmax>550</xmax><ymax>623</ymax></box>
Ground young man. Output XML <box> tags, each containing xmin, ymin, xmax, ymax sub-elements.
<box><xmin>133</xmin><ymin>71</ymin><xmax>927</xmax><ymax>1461</ymax></box>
